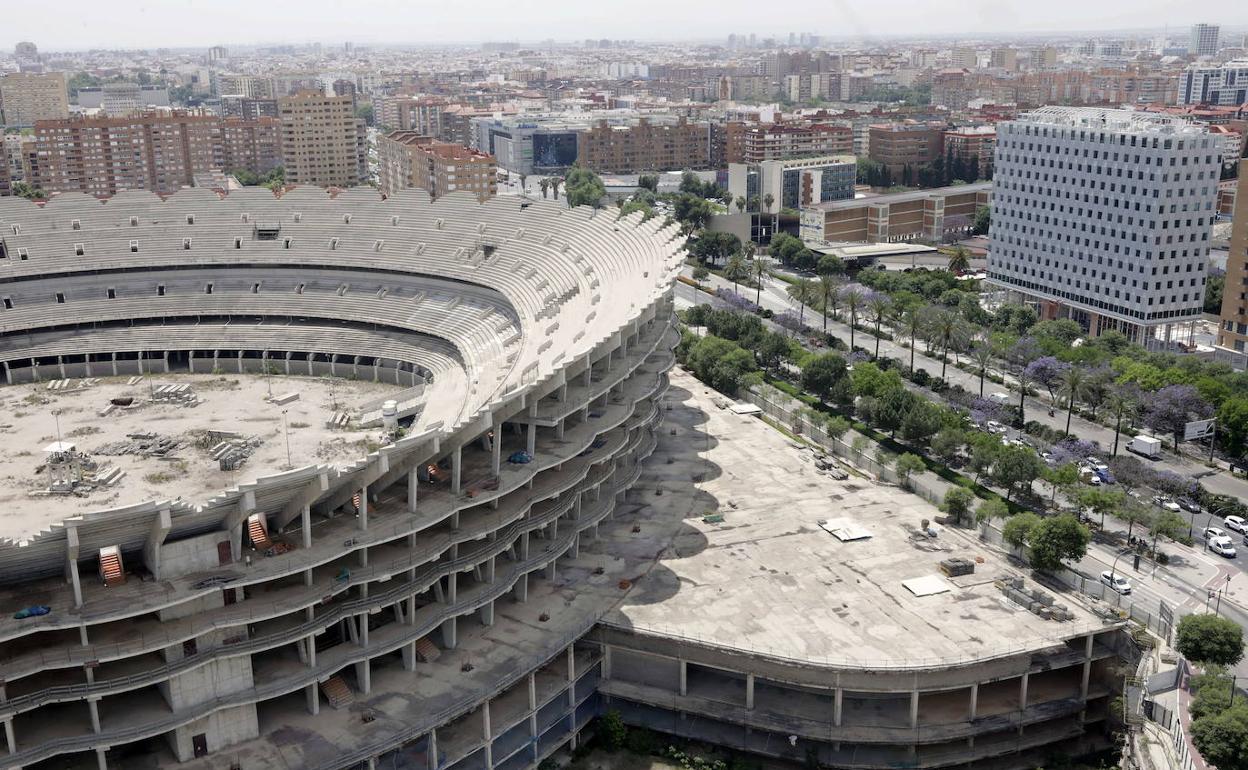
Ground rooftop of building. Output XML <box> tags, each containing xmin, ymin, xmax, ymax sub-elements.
<box><xmin>1013</xmin><ymin>106</ymin><xmax>1211</xmax><ymax>134</ymax></box>
<box><xmin>605</xmin><ymin>372</ymin><xmax>1114</xmax><ymax>668</ymax></box>
<box><xmin>0</xmin><ymin>372</ymin><xmax>402</xmax><ymax>543</ymax></box>
<box><xmin>804</xmin><ymin>180</ymin><xmax>992</xmax><ymax>211</ymax></box>
<box><xmin>382</xmin><ymin>130</ymin><xmax>495</xmax><ymax>160</ymax></box>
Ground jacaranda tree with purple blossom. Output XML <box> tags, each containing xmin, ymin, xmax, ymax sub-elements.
<box><xmin>1023</xmin><ymin>356</ymin><xmax>1070</xmax><ymax>405</ymax></box>
<box><xmin>1144</xmin><ymin>384</ymin><xmax>1212</xmax><ymax>451</ymax></box>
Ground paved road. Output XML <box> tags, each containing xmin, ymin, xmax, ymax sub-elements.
<box><xmin>693</xmin><ymin>267</ymin><xmax>1248</xmax><ymax>501</ymax></box>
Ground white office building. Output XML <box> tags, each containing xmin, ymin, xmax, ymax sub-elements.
<box><xmin>989</xmin><ymin>107</ymin><xmax>1219</xmax><ymax>345</ymax></box>
<box><xmin>1190</xmin><ymin>23</ymin><xmax>1221</xmax><ymax>58</ymax></box>
<box><xmin>1178</xmin><ymin>60</ymin><xmax>1248</xmax><ymax>105</ymax></box>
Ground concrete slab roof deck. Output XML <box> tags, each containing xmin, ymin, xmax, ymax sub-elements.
<box><xmin>606</xmin><ymin>371</ymin><xmax>1110</xmax><ymax>669</ymax></box>
<box><xmin>0</xmin><ymin>373</ymin><xmax>402</xmax><ymax>542</ymax></box>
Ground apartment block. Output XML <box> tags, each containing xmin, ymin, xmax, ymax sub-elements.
<box><xmin>1191</xmin><ymin>23</ymin><xmax>1221</xmax><ymax>58</ymax></box>
<box><xmin>943</xmin><ymin>126</ymin><xmax>996</xmax><ymax>176</ymax></box>
<box><xmin>784</xmin><ymin>73</ymin><xmax>841</xmax><ymax>102</ymax></box>
<box><xmin>220</xmin><ymin>95</ymin><xmax>279</xmax><ymax>121</ymax></box>
<box><xmin>377</xmin><ymin>130</ymin><xmax>497</xmax><ymax>202</ymax></box>
<box><xmin>1179</xmin><ymin>60</ymin><xmax>1248</xmax><ymax>106</ymax></box>
<box><xmin>989</xmin><ymin>48</ymin><xmax>1018</xmax><ymax>71</ymax></box>
<box><xmin>278</xmin><ymin>91</ymin><xmax>367</xmax><ymax>188</ymax></box>
<box><xmin>0</xmin><ymin>153</ymin><xmax>10</xmax><ymax>197</ymax></box>
<box><xmin>990</xmin><ymin>107</ymin><xmax>1219</xmax><ymax>344</ymax></box>
<box><xmin>0</xmin><ymin>72</ymin><xmax>69</xmax><ymax>127</ymax></box>
<box><xmin>868</xmin><ymin>121</ymin><xmax>947</xmax><ymax>176</ymax></box>
<box><xmin>729</xmin><ymin>155</ymin><xmax>856</xmax><ymax>216</ymax></box>
<box><xmin>576</xmin><ymin>117</ymin><xmax>710</xmax><ymax>174</ymax></box>
<box><xmin>1217</xmin><ymin>161</ymin><xmax>1248</xmax><ymax>357</ymax></box>
<box><xmin>26</xmin><ymin>112</ymin><xmax>285</xmax><ymax>197</ymax></box>
<box><xmin>377</xmin><ymin>96</ymin><xmax>447</xmax><ymax>135</ymax></box>
<box><xmin>931</xmin><ymin>69</ymin><xmax>972</xmax><ymax>110</ymax></box>
<box><xmin>725</xmin><ymin>122</ymin><xmax>853</xmax><ymax>164</ymax></box>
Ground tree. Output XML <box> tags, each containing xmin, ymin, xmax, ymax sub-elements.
<box><xmin>1075</xmin><ymin>487</ymin><xmax>1126</xmax><ymax>531</ymax></box>
<box><xmin>1024</xmin><ymin>356</ymin><xmax>1070</xmax><ymax>405</ymax></box>
<box><xmin>843</xmin><ymin>286</ymin><xmax>865</xmax><ymax>350</ymax></box>
<box><xmin>638</xmin><ymin>174</ymin><xmax>659</xmax><ymax>193</ymax></box>
<box><xmin>724</xmin><ymin>254</ymin><xmax>750</xmax><ymax>292</ymax></box>
<box><xmin>816</xmin><ymin>253</ymin><xmax>844</xmax><ymax>277</ymax></box>
<box><xmin>1119</xmin><ymin>502</ymin><xmax>1156</xmax><ymax>541</ymax></box>
<box><xmin>1218</xmin><ymin>395</ymin><xmax>1248</xmax><ymax>459</ymax></box>
<box><xmin>801</xmin><ymin>353</ymin><xmax>848</xmax><ymax>402</ymax></box>
<box><xmin>900</xmin><ymin>306</ymin><xmax>924</xmax><ymax>374</ymax></box>
<box><xmin>550</xmin><ymin>177</ymin><xmax>563</xmax><ymax>200</ymax></box>
<box><xmin>754</xmin><ymin>331</ymin><xmax>791</xmax><ymax>373</ymax></box>
<box><xmin>1106</xmin><ymin>389</ymin><xmax>1140</xmax><ymax>456</ymax></box>
<box><xmin>692</xmin><ymin>265</ymin><xmax>710</xmax><ymax>282</ymax></box>
<box><xmin>850</xmin><ymin>362</ymin><xmax>905</xmax><ymax>399</ymax></box>
<box><xmin>786</xmin><ymin>278</ymin><xmax>817</xmax><ymax>331</ymax></box>
<box><xmin>865</xmin><ymin>292</ymin><xmax>892</xmax><ymax>360</ymax></box>
<box><xmin>1192</xmin><ymin>703</ymin><xmax>1248</xmax><ymax>770</ymax></box>
<box><xmin>1003</xmin><ymin>512</ymin><xmax>1042</xmax><ymax>548</ymax></box>
<box><xmin>992</xmin><ymin>444</ymin><xmax>1045</xmax><ymax>501</ymax></box>
<box><xmin>972</xmin><ymin>205</ymin><xmax>991</xmax><ymax>235</ymax></box>
<box><xmin>894</xmin><ymin>453</ymin><xmax>926</xmax><ymax>488</ymax></box>
<box><xmin>1058</xmin><ymin>366</ymin><xmax>1086</xmax><ymax>436</ymax></box>
<box><xmin>1177</xmin><ymin>614</ymin><xmax>1245</xmax><ymax>666</ymax></box>
<box><xmin>564</xmin><ymin>166</ymin><xmax>605</xmax><ymax>208</ymax></box>
<box><xmin>968</xmin><ymin>433</ymin><xmax>1001</xmax><ymax>482</ymax></box>
<box><xmin>817</xmin><ymin>274</ymin><xmax>841</xmax><ymax>334</ymax></box>
<box><xmin>752</xmin><ymin>256</ymin><xmax>768</xmax><ymax>306</ymax></box>
<box><xmin>685</xmin><ymin>336</ymin><xmax>759</xmax><ymax>395</ymax></box>
<box><xmin>1150</xmin><ymin>510</ymin><xmax>1186</xmax><ymax>560</ymax></box>
<box><xmin>600</xmin><ymin>709</ymin><xmax>627</xmax><ymax>751</ymax></box>
<box><xmin>517</xmin><ymin>172</ymin><xmax>528</xmax><ymax>196</ymax></box>
<box><xmin>734</xmin><ymin>195</ymin><xmax>746</xmax><ymax>214</ymax></box>
<box><xmin>900</xmin><ymin>399</ymin><xmax>944</xmax><ymax>445</ymax></box>
<box><xmin>925</xmin><ymin>307</ymin><xmax>969</xmax><ymax>380</ymax></box>
<box><xmin>931</xmin><ymin>428</ymin><xmax>965</xmax><ymax>465</ymax></box>
<box><xmin>1145</xmin><ymin>384</ymin><xmax>1212</xmax><ymax>450</ymax></box>
<box><xmin>969</xmin><ymin>341</ymin><xmax>996</xmax><ymax>397</ymax></box>
<box><xmin>825</xmin><ymin>415</ymin><xmax>852</xmax><ymax>442</ymax></box>
<box><xmin>1043</xmin><ymin>463</ymin><xmax>1081</xmax><ymax>506</ymax></box>
<box><xmin>689</xmin><ymin>231</ymin><xmax>741</xmax><ymax>266</ymax></box>
<box><xmin>1205</xmin><ymin>270</ymin><xmax>1226</xmax><ymax>315</ymax></box>
<box><xmin>1028</xmin><ymin>514</ymin><xmax>1091</xmax><ymax>571</ymax></box>
<box><xmin>539</xmin><ymin>178</ymin><xmax>550</xmax><ymax>199</ymax></box>
<box><xmin>977</xmin><ymin>498</ymin><xmax>1010</xmax><ymax>524</ymax></box>
<box><xmin>762</xmin><ymin>192</ymin><xmax>775</xmax><ymax>220</ymax></box>
<box><xmin>947</xmin><ymin>246</ymin><xmax>971</xmax><ymax>274</ymax></box>
<box><xmin>942</xmin><ymin>487</ymin><xmax>977</xmax><ymax>526</ymax></box>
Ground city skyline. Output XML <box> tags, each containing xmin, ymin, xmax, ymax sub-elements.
<box><xmin>4</xmin><ymin>0</ymin><xmax>1248</xmax><ymax>51</ymax></box>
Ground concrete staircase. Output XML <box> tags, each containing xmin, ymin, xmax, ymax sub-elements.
<box><xmin>414</xmin><ymin>636</ymin><xmax>441</xmax><ymax>663</ymax></box>
<box><xmin>98</xmin><ymin>547</ymin><xmax>125</xmax><ymax>587</ymax></box>
<box><xmin>247</xmin><ymin>515</ymin><xmax>272</xmax><ymax>550</ymax></box>
<box><xmin>320</xmin><ymin>676</ymin><xmax>354</xmax><ymax>709</ymax></box>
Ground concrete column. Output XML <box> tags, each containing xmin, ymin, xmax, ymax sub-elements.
<box><xmin>567</xmin><ymin>645</ymin><xmax>578</xmax><ymax>710</ymax></box>
<box><xmin>306</xmin><ymin>635</ymin><xmax>317</xmax><ymax>667</ymax></box>
<box><xmin>96</xmin><ymin>747</ymin><xmax>108</xmax><ymax>770</ymax></box>
<box><xmin>480</xmin><ymin>598</ymin><xmax>495</xmax><ymax>626</ymax></box>
<box><xmin>491</xmin><ymin>430</ymin><xmax>502</xmax><ymax>476</ymax></box>
<box><xmin>527</xmin><ymin>423</ymin><xmax>536</xmax><ymax>455</ymax></box>
<box><xmin>513</xmin><ymin>573</ymin><xmax>528</xmax><ymax>602</ymax></box>
<box><xmin>427</xmin><ymin>730</ymin><xmax>438</xmax><ymax>770</ymax></box>
<box><xmin>357</xmin><ymin>484</ymin><xmax>369</xmax><ymax>530</ymax></box>
<box><xmin>4</xmin><ymin>719</ymin><xmax>14</xmax><ymax>755</ymax></box>
<box><xmin>66</xmin><ymin>526</ymin><xmax>83</xmax><ymax>609</ymax></box>
<box><xmin>482</xmin><ymin>700</ymin><xmax>493</xmax><ymax>768</ymax></box>
<box><xmin>301</xmin><ymin>505</ymin><xmax>312</xmax><ymax>549</ymax></box>
<box><xmin>969</xmin><ymin>683</ymin><xmax>978</xmax><ymax>720</ymax></box>
<box><xmin>307</xmin><ymin>683</ymin><xmax>320</xmax><ymax>715</ymax></box>
<box><xmin>356</xmin><ymin>658</ymin><xmax>372</xmax><ymax>695</ymax></box>
<box><xmin>1080</xmin><ymin>634</ymin><xmax>1094</xmax><ymax>700</ymax></box>
<box><xmin>529</xmin><ymin>672</ymin><xmax>538</xmax><ymax>710</ymax></box>
<box><xmin>909</xmin><ymin>690</ymin><xmax>919</xmax><ymax>729</ymax></box>
<box><xmin>451</xmin><ymin>445</ymin><xmax>462</xmax><ymax>495</ymax></box>
<box><xmin>679</xmin><ymin>659</ymin><xmax>688</xmax><ymax>696</ymax></box>
<box><xmin>1019</xmin><ymin>672</ymin><xmax>1029</xmax><ymax>711</ymax></box>
<box><xmin>88</xmin><ymin>697</ymin><xmax>101</xmax><ymax>733</ymax></box>
<box><xmin>556</xmin><ymin>418</ymin><xmax>565</xmax><ymax>440</ymax></box>
<box><xmin>403</xmin><ymin>641</ymin><xmax>418</xmax><ymax>671</ymax></box>
<box><xmin>745</xmin><ymin>674</ymin><xmax>755</xmax><ymax>710</ymax></box>
<box><xmin>602</xmin><ymin>645</ymin><xmax>612</xmax><ymax>679</ymax></box>
<box><xmin>834</xmin><ymin>688</ymin><xmax>843</xmax><ymax>727</ymax></box>
<box><xmin>408</xmin><ymin>468</ymin><xmax>419</xmax><ymax>513</ymax></box>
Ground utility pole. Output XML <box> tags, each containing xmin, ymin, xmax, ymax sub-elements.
<box><xmin>282</xmin><ymin>409</ymin><xmax>292</xmax><ymax>469</ymax></box>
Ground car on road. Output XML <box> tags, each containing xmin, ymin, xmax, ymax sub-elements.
<box><xmin>1177</xmin><ymin>498</ymin><xmax>1201</xmax><ymax>513</ymax></box>
<box><xmin>1041</xmin><ymin>451</ymin><xmax>1055</xmax><ymax>464</ymax></box>
<box><xmin>1226</xmin><ymin>515</ymin><xmax>1247</xmax><ymax>533</ymax></box>
<box><xmin>985</xmin><ymin>421</ymin><xmax>1006</xmax><ymax>434</ymax></box>
<box><xmin>1153</xmin><ymin>496</ymin><xmax>1181</xmax><ymax>512</ymax></box>
<box><xmin>1100</xmin><ymin>571</ymin><xmax>1132</xmax><ymax>594</ymax></box>
<box><xmin>1209</xmin><ymin>537</ymin><xmax>1238</xmax><ymax>558</ymax></box>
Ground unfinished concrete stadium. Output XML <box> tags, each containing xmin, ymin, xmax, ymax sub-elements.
<box><xmin>0</xmin><ymin>188</ymin><xmax>1129</xmax><ymax>770</ymax></box>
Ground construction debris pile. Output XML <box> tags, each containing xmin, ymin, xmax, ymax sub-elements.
<box><xmin>45</xmin><ymin>378</ymin><xmax>99</xmax><ymax>391</ymax></box>
<box><xmin>147</xmin><ymin>382</ymin><xmax>202</xmax><ymax>407</ymax></box>
<box><xmin>996</xmin><ymin>576</ymin><xmax>1075</xmax><ymax>621</ymax></box>
<box><xmin>31</xmin><ymin>442</ymin><xmax>125</xmax><ymax>497</ymax></box>
<box><xmin>96</xmin><ymin>432</ymin><xmax>182</xmax><ymax>457</ymax></box>
<box><xmin>194</xmin><ymin>430</ymin><xmax>263</xmax><ymax>471</ymax></box>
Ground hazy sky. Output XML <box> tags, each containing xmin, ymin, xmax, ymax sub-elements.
<box><xmin>4</xmin><ymin>0</ymin><xmax>1247</xmax><ymax>51</ymax></box>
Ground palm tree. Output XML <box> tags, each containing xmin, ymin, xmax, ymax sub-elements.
<box><xmin>1107</xmin><ymin>391</ymin><xmax>1139</xmax><ymax>456</ymax></box>
<box><xmin>786</xmin><ymin>278</ymin><xmax>817</xmax><ymax>331</ymax></box>
<box><xmin>928</xmin><ymin>309</ymin><xmax>968</xmax><ymax>380</ymax></box>
<box><xmin>947</xmin><ymin>245</ymin><xmax>971</xmax><ymax>273</ymax></box>
<box><xmin>762</xmin><ymin>193</ymin><xmax>775</xmax><ymax>238</ymax></box>
<box><xmin>724</xmin><ymin>254</ymin><xmax>750</xmax><ymax>294</ymax></box>
<box><xmin>865</xmin><ymin>292</ymin><xmax>892</xmax><ymax>360</ymax></box>
<box><xmin>842</xmin><ymin>286</ymin><xmax>864</xmax><ymax>351</ymax></box>
<box><xmin>900</xmin><ymin>306</ymin><xmax>923</xmax><ymax>374</ymax></box>
<box><xmin>735</xmin><ymin>196</ymin><xmax>746</xmax><ymax>214</ymax></box>
<box><xmin>969</xmin><ymin>341</ymin><xmax>996</xmax><ymax>397</ymax></box>
<box><xmin>752</xmin><ymin>256</ymin><xmax>768</xmax><ymax>306</ymax></box>
<box><xmin>817</xmin><ymin>274</ymin><xmax>841</xmax><ymax>334</ymax></box>
<box><xmin>539</xmin><ymin>179</ymin><xmax>550</xmax><ymax>199</ymax></box>
<box><xmin>1058</xmin><ymin>366</ymin><xmax>1086</xmax><ymax>437</ymax></box>
<box><xmin>550</xmin><ymin>178</ymin><xmax>562</xmax><ymax>200</ymax></box>
<box><xmin>518</xmin><ymin>173</ymin><xmax>528</xmax><ymax>196</ymax></box>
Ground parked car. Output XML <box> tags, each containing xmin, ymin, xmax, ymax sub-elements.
<box><xmin>1153</xmin><ymin>496</ymin><xmax>1181</xmax><ymax>512</ymax></box>
<box><xmin>985</xmin><ymin>421</ymin><xmax>1006</xmax><ymax>434</ymax></box>
<box><xmin>1226</xmin><ymin>515</ymin><xmax>1247</xmax><ymax>533</ymax></box>
<box><xmin>1041</xmin><ymin>451</ymin><xmax>1055</xmax><ymax>464</ymax></box>
<box><xmin>1209</xmin><ymin>537</ymin><xmax>1238</xmax><ymax>558</ymax></box>
<box><xmin>1177</xmin><ymin>498</ymin><xmax>1201</xmax><ymax>513</ymax></box>
<box><xmin>1100</xmin><ymin>571</ymin><xmax>1132</xmax><ymax>595</ymax></box>
<box><xmin>1205</xmin><ymin>526</ymin><xmax>1229</xmax><ymax>540</ymax></box>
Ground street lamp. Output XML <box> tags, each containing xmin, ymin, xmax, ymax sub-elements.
<box><xmin>1215</xmin><ymin>573</ymin><xmax>1232</xmax><ymax>616</ymax></box>
<box><xmin>1107</xmin><ymin>546</ymin><xmax>1132</xmax><ymax>606</ymax></box>
<box><xmin>282</xmin><ymin>409</ymin><xmax>292</xmax><ymax>469</ymax></box>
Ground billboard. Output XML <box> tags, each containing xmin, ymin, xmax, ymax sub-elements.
<box><xmin>1184</xmin><ymin>419</ymin><xmax>1215</xmax><ymax>441</ymax></box>
<box><xmin>532</xmin><ymin>132</ymin><xmax>578</xmax><ymax>170</ymax></box>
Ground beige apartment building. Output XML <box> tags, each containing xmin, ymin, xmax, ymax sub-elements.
<box><xmin>0</xmin><ymin>72</ymin><xmax>69</xmax><ymax>127</ymax></box>
<box><xmin>725</xmin><ymin>122</ymin><xmax>853</xmax><ymax>164</ymax></box>
<box><xmin>26</xmin><ymin>112</ymin><xmax>284</xmax><ymax>197</ymax></box>
<box><xmin>377</xmin><ymin>130</ymin><xmax>497</xmax><ymax>202</ymax></box>
<box><xmin>576</xmin><ymin>117</ymin><xmax>710</xmax><ymax>174</ymax></box>
<box><xmin>278</xmin><ymin>91</ymin><xmax>368</xmax><ymax>188</ymax></box>
<box><xmin>868</xmin><ymin>121</ymin><xmax>947</xmax><ymax>177</ymax></box>
<box><xmin>377</xmin><ymin>95</ymin><xmax>447</xmax><ymax>135</ymax></box>
<box><xmin>1218</xmin><ymin>161</ymin><xmax>1248</xmax><ymax>356</ymax></box>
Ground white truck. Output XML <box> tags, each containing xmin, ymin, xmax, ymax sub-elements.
<box><xmin>988</xmin><ymin>392</ymin><xmax>1012</xmax><ymax>406</ymax></box>
<box><xmin>1128</xmin><ymin>435</ymin><xmax>1162</xmax><ymax>459</ymax></box>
